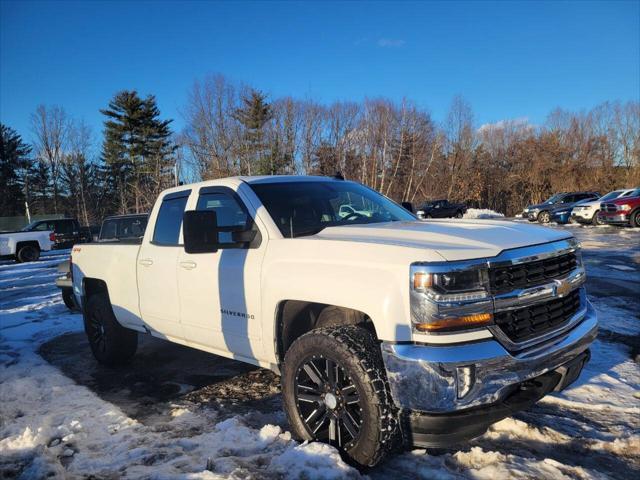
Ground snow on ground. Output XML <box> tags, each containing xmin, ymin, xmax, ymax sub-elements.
<box><xmin>463</xmin><ymin>208</ymin><xmax>505</xmax><ymax>219</ymax></box>
<box><xmin>1</xmin><ymin>227</ymin><xmax>639</xmax><ymax>479</ymax></box>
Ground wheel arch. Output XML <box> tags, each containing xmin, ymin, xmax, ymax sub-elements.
<box><xmin>15</xmin><ymin>240</ymin><xmax>40</xmax><ymax>252</ymax></box>
<box><xmin>274</xmin><ymin>300</ymin><xmax>378</xmax><ymax>366</ymax></box>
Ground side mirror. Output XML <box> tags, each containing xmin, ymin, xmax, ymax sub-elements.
<box><xmin>183</xmin><ymin>210</ymin><xmax>259</xmax><ymax>254</ymax></box>
<box><xmin>183</xmin><ymin>210</ymin><xmax>220</xmax><ymax>254</ymax></box>
<box><xmin>401</xmin><ymin>202</ymin><xmax>414</xmax><ymax>213</ymax></box>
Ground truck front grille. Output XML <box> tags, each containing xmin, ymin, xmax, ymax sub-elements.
<box><xmin>489</xmin><ymin>252</ymin><xmax>578</xmax><ymax>294</ymax></box>
<box><xmin>603</xmin><ymin>203</ymin><xmax>617</xmax><ymax>213</ymax></box>
<box><xmin>494</xmin><ymin>289</ymin><xmax>581</xmax><ymax>343</ymax></box>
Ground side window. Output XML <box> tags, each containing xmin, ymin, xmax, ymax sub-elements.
<box><xmin>153</xmin><ymin>195</ymin><xmax>189</xmax><ymax>245</ymax></box>
<box><xmin>196</xmin><ymin>192</ymin><xmax>249</xmax><ymax>244</ymax></box>
<box><xmin>101</xmin><ymin>220</ymin><xmax>117</xmax><ymax>240</ymax></box>
<box><xmin>33</xmin><ymin>222</ymin><xmax>48</xmax><ymax>231</ymax></box>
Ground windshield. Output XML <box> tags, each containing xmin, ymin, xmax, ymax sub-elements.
<box><xmin>544</xmin><ymin>194</ymin><xmax>563</xmax><ymax>204</ymax></box>
<box><xmin>600</xmin><ymin>190</ymin><xmax>623</xmax><ymax>201</ymax></box>
<box><xmin>250</xmin><ymin>180</ymin><xmax>416</xmax><ymax>238</ymax></box>
<box><xmin>21</xmin><ymin>222</ymin><xmax>37</xmax><ymax>231</ymax></box>
<box><xmin>622</xmin><ymin>188</ymin><xmax>640</xmax><ymax>198</ymax></box>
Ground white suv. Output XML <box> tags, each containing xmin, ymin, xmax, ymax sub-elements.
<box><xmin>571</xmin><ymin>188</ymin><xmax>639</xmax><ymax>225</ymax></box>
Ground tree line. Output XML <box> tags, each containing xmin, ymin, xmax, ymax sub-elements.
<box><xmin>1</xmin><ymin>74</ymin><xmax>638</xmax><ymax>225</ymax></box>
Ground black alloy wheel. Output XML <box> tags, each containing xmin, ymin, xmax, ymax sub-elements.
<box><xmin>86</xmin><ymin>308</ymin><xmax>108</xmax><ymax>355</ymax></box>
<box><xmin>295</xmin><ymin>354</ymin><xmax>362</xmax><ymax>448</ymax></box>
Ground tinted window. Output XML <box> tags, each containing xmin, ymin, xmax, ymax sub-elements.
<box><xmin>251</xmin><ymin>181</ymin><xmax>415</xmax><ymax>238</ymax></box>
<box><xmin>196</xmin><ymin>193</ymin><xmax>248</xmax><ymax>227</ymax></box>
<box><xmin>55</xmin><ymin>220</ymin><xmax>74</xmax><ymax>234</ymax></box>
<box><xmin>153</xmin><ymin>196</ymin><xmax>189</xmax><ymax>245</ymax></box>
<box><xmin>196</xmin><ymin>192</ymin><xmax>248</xmax><ymax>244</ymax></box>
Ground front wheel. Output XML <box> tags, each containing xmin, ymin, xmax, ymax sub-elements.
<box><xmin>84</xmin><ymin>293</ymin><xmax>137</xmax><ymax>366</ymax></box>
<box><xmin>538</xmin><ymin>211</ymin><xmax>551</xmax><ymax>223</ymax></box>
<box><xmin>630</xmin><ymin>209</ymin><xmax>640</xmax><ymax>228</ymax></box>
<box><xmin>592</xmin><ymin>210</ymin><xmax>603</xmax><ymax>225</ymax></box>
<box><xmin>454</xmin><ymin>210</ymin><xmax>464</xmax><ymax>219</ymax></box>
<box><xmin>281</xmin><ymin>326</ymin><xmax>399</xmax><ymax>467</ymax></box>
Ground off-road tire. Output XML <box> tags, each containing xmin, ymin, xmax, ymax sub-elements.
<box><xmin>592</xmin><ymin>210</ymin><xmax>602</xmax><ymax>225</ymax></box>
<box><xmin>538</xmin><ymin>210</ymin><xmax>551</xmax><ymax>223</ymax></box>
<box><xmin>62</xmin><ymin>288</ymin><xmax>76</xmax><ymax>310</ymax></box>
<box><xmin>630</xmin><ymin>209</ymin><xmax>640</xmax><ymax>228</ymax></box>
<box><xmin>16</xmin><ymin>244</ymin><xmax>40</xmax><ymax>263</ymax></box>
<box><xmin>84</xmin><ymin>293</ymin><xmax>137</xmax><ymax>366</ymax></box>
<box><xmin>282</xmin><ymin>325</ymin><xmax>400</xmax><ymax>468</ymax></box>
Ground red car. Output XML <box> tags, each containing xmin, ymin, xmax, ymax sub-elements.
<box><xmin>599</xmin><ymin>194</ymin><xmax>640</xmax><ymax>227</ymax></box>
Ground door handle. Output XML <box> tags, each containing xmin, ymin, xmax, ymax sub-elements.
<box><xmin>138</xmin><ymin>258</ymin><xmax>154</xmax><ymax>266</ymax></box>
<box><xmin>180</xmin><ymin>261</ymin><xmax>197</xmax><ymax>270</ymax></box>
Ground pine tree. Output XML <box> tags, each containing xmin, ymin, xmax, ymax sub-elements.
<box><xmin>101</xmin><ymin>91</ymin><xmax>175</xmax><ymax>213</ymax></box>
<box><xmin>233</xmin><ymin>90</ymin><xmax>274</xmax><ymax>175</ymax></box>
<box><xmin>0</xmin><ymin>124</ymin><xmax>32</xmax><ymax>216</ymax></box>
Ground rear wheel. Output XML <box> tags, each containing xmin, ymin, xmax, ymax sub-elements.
<box><xmin>630</xmin><ymin>209</ymin><xmax>640</xmax><ymax>228</ymax></box>
<box><xmin>538</xmin><ymin>211</ymin><xmax>551</xmax><ymax>223</ymax></box>
<box><xmin>16</xmin><ymin>244</ymin><xmax>40</xmax><ymax>263</ymax></box>
<box><xmin>84</xmin><ymin>293</ymin><xmax>137</xmax><ymax>366</ymax></box>
<box><xmin>282</xmin><ymin>326</ymin><xmax>399</xmax><ymax>467</ymax></box>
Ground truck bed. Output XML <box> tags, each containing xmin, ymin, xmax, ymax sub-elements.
<box><xmin>72</xmin><ymin>243</ymin><xmax>144</xmax><ymax>330</ymax></box>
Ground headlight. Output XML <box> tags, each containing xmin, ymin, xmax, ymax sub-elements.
<box><xmin>410</xmin><ymin>264</ymin><xmax>493</xmax><ymax>333</ymax></box>
<box><xmin>616</xmin><ymin>204</ymin><xmax>631</xmax><ymax>211</ymax></box>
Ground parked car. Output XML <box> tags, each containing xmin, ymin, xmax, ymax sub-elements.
<box><xmin>0</xmin><ymin>229</ymin><xmax>54</xmax><ymax>262</ymax></box>
<box><xmin>416</xmin><ymin>199</ymin><xmax>467</xmax><ymax>218</ymax></box>
<box><xmin>70</xmin><ymin>175</ymin><xmax>596</xmax><ymax>467</ymax></box>
<box><xmin>571</xmin><ymin>188</ymin><xmax>639</xmax><ymax>225</ymax></box>
<box><xmin>524</xmin><ymin>192</ymin><xmax>600</xmax><ymax>223</ymax></box>
<box><xmin>599</xmin><ymin>194</ymin><xmax>640</xmax><ymax>227</ymax></box>
<box><xmin>21</xmin><ymin>218</ymin><xmax>91</xmax><ymax>249</ymax></box>
<box><xmin>56</xmin><ymin>214</ymin><xmax>149</xmax><ymax>311</ymax></box>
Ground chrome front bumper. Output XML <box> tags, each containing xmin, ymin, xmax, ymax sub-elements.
<box><xmin>381</xmin><ymin>300</ymin><xmax>597</xmax><ymax>413</ymax></box>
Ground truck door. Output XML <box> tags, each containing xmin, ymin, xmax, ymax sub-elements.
<box><xmin>137</xmin><ymin>190</ymin><xmax>190</xmax><ymax>339</ymax></box>
<box><xmin>177</xmin><ymin>186</ymin><xmax>266</xmax><ymax>361</ymax></box>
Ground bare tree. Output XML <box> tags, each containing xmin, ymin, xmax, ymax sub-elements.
<box><xmin>31</xmin><ymin>105</ymin><xmax>70</xmax><ymax>213</ymax></box>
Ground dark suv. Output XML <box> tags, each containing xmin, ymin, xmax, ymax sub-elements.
<box><xmin>21</xmin><ymin>218</ymin><xmax>91</xmax><ymax>249</ymax></box>
<box><xmin>523</xmin><ymin>192</ymin><xmax>600</xmax><ymax>224</ymax></box>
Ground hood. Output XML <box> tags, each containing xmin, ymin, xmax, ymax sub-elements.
<box><xmin>526</xmin><ymin>201</ymin><xmax>555</xmax><ymax>210</ymax></box>
<box><xmin>310</xmin><ymin>220</ymin><xmax>571</xmax><ymax>261</ymax></box>
<box><xmin>573</xmin><ymin>198</ymin><xmax>601</xmax><ymax>208</ymax></box>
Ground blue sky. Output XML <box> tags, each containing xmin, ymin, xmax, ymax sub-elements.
<box><xmin>1</xmin><ymin>0</ymin><xmax>638</xmax><ymax>143</ymax></box>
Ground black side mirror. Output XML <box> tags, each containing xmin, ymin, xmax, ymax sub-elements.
<box><xmin>183</xmin><ymin>210</ymin><xmax>220</xmax><ymax>254</ymax></box>
<box><xmin>183</xmin><ymin>210</ymin><xmax>259</xmax><ymax>254</ymax></box>
<box><xmin>401</xmin><ymin>202</ymin><xmax>414</xmax><ymax>213</ymax></box>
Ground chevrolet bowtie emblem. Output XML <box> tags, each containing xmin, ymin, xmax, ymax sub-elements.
<box><xmin>555</xmin><ymin>278</ymin><xmax>572</xmax><ymax>297</ymax></box>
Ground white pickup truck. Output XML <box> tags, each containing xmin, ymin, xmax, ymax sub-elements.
<box><xmin>71</xmin><ymin>176</ymin><xmax>597</xmax><ymax>467</ymax></box>
<box><xmin>0</xmin><ymin>229</ymin><xmax>54</xmax><ymax>262</ymax></box>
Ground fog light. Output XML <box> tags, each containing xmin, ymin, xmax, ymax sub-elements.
<box><xmin>456</xmin><ymin>365</ymin><xmax>476</xmax><ymax>399</ymax></box>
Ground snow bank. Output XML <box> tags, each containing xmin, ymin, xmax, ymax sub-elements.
<box><xmin>463</xmin><ymin>208</ymin><xmax>505</xmax><ymax>219</ymax></box>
